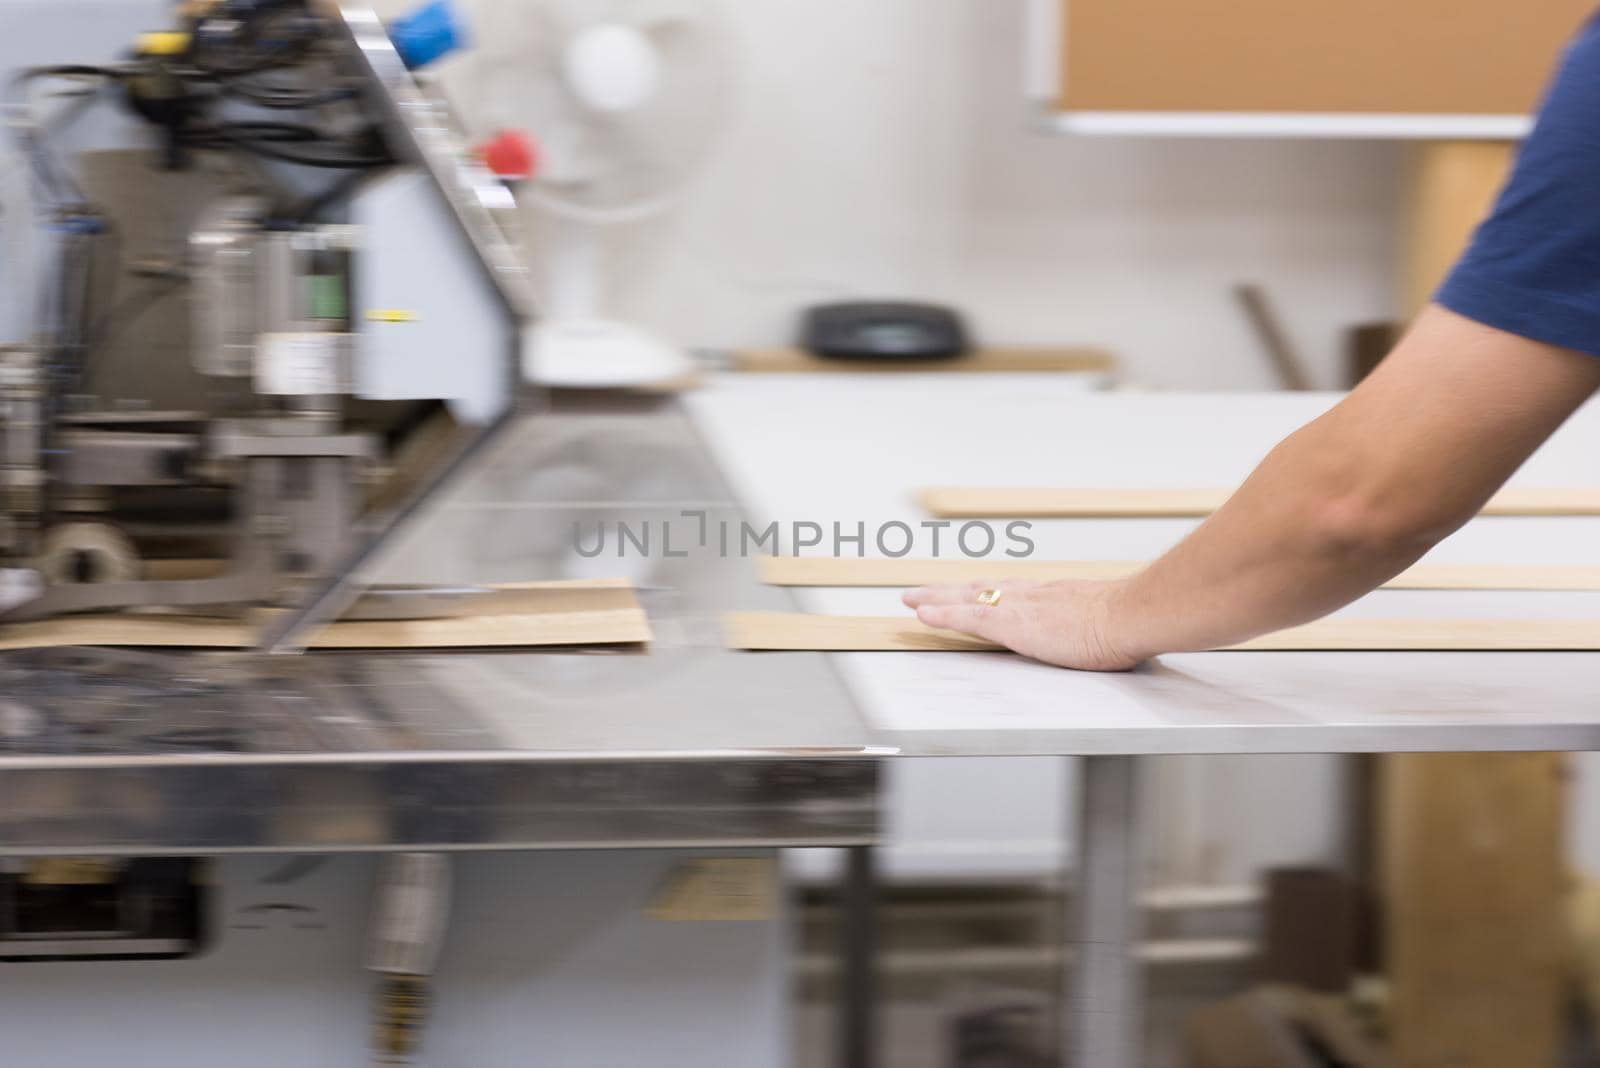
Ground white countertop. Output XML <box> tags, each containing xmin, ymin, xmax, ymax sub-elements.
<box><xmin>686</xmin><ymin>376</ymin><xmax>1600</xmax><ymax>754</ymax></box>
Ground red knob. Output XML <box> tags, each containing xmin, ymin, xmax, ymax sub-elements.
<box><xmin>479</xmin><ymin>129</ymin><xmax>539</xmax><ymax>181</ymax></box>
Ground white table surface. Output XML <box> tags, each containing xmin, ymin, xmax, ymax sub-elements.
<box><xmin>685</xmin><ymin>376</ymin><xmax>1600</xmax><ymax>755</ymax></box>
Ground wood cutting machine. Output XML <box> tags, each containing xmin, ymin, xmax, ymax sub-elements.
<box><xmin>0</xmin><ymin>0</ymin><xmax>531</xmax><ymax>651</ymax></box>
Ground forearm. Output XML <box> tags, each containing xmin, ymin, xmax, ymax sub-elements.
<box><xmin>907</xmin><ymin>308</ymin><xmax>1600</xmax><ymax>671</ymax></box>
<box><xmin>1101</xmin><ymin>307</ymin><xmax>1600</xmax><ymax>661</ymax></box>
<box><xmin>1101</xmin><ymin>430</ymin><xmax>1450</xmax><ymax>659</ymax></box>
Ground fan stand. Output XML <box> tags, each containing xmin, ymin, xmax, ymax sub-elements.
<box><xmin>523</xmin><ymin>215</ymin><xmax>696</xmax><ymax>388</ymax></box>
<box><xmin>526</xmin><ymin>317</ymin><xmax>695</xmax><ymax>388</ymax></box>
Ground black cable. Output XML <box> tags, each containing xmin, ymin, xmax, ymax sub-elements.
<box><xmin>204</xmin><ymin>118</ymin><xmax>323</xmax><ymax>142</ymax></box>
<box><xmin>220</xmin><ymin>79</ymin><xmax>354</xmax><ymax>110</ymax></box>
<box><xmin>184</xmin><ymin>5</ymin><xmax>318</xmax><ymax>82</ymax></box>
<box><xmin>10</xmin><ymin>64</ymin><xmax>125</xmax><ymax>84</ymax></box>
<box><xmin>227</xmin><ymin>138</ymin><xmax>389</xmax><ymax>169</ymax></box>
<box><xmin>151</xmin><ymin>3</ymin><xmax>395</xmax><ymax>173</ymax></box>
<box><xmin>201</xmin><ymin>124</ymin><xmax>390</xmax><ymax>169</ymax></box>
<box><xmin>5</xmin><ymin>65</ymin><xmax>127</xmax><ymax>209</ymax></box>
<box><xmin>64</xmin><ymin>220</ymin><xmax>123</xmax><ymax>393</ymax></box>
<box><xmin>171</xmin><ymin>111</ymin><xmax>387</xmax><ymax>169</ymax></box>
<box><xmin>10</xmin><ymin>3</ymin><xmax>393</xmax><ymax>400</ymax></box>
<box><xmin>36</xmin><ymin>230</ymin><xmax>88</xmax><ymax>429</ymax></box>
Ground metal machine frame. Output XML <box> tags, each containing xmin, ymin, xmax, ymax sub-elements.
<box><xmin>0</xmin><ymin>2</ymin><xmax>535</xmax><ymax>652</ymax></box>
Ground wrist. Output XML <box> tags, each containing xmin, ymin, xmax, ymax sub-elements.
<box><xmin>1090</xmin><ymin>579</ymin><xmax>1149</xmax><ymax>669</ymax></box>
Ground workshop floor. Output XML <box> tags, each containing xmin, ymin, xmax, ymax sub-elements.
<box><xmin>792</xmin><ymin>880</ymin><xmax>1600</xmax><ymax>1067</ymax></box>
<box><xmin>792</xmin><ymin>882</ymin><xmax>1254</xmax><ymax>1068</ymax></box>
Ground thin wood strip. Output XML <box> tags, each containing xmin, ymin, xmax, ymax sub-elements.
<box><xmin>733</xmin><ymin>347</ymin><xmax>1117</xmax><ymax>375</ymax></box>
<box><xmin>0</xmin><ymin>615</ymin><xmax>255</xmax><ymax>652</ymax></box>
<box><xmin>725</xmin><ymin>613</ymin><xmax>1003</xmax><ymax>653</ymax></box>
<box><xmin>761</xmin><ymin>558</ymin><xmax>1141</xmax><ymax>587</ymax></box>
<box><xmin>758</xmin><ymin>557</ymin><xmax>1600</xmax><ymax>591</ymax></box>
<box><xmin>0</xmin><ymin>580</ymin><xmax>651</xmax><ymax>652</ymax></box>
<box><xmin>1232</xmin><ymin>618</ymin><xmax>1600</xmax><ymax>652</ymax></box>
<box><xmin>304</xmin><ymin>582</ymin><xmax>650</xmax><ymax>650</ymax></box>
<box><xmin>724</xmin><ymin>612</ymin><xmax>1600</xmax><ymax>653</ymax></box>
<box><xmin>920</xmin><ymin>486</ymin><xmax>1600</xmax><ymax>519</ymax></box>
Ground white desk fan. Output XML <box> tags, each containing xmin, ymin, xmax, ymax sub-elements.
<box><xmin>476</xmin><ymin>0</ymin><xmax>733</xmax><ymax>388</ymax></box>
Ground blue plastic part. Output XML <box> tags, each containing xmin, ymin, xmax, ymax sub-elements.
<box><xmin>50</xmin><ymin>216</ymin><xmax>105</xmax><ymax>236</ymax></box>
<box><xmin>389</xmin><ymin>0</ymin><xmax>469</xmax><ymax>71</ymax></box>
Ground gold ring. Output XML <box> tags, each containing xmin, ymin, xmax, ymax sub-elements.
<box><xmin>975</xmin><ymin>587</ymin><xmax>1003</xmax><ymax>607</ymax></box>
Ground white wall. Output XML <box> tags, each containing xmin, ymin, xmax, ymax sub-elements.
<box><xmin>522</xmin><ymin>0</ymin><xmax>1406</xmax><ymax>390</ymax></box>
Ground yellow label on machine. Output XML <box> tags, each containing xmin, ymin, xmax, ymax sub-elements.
<box><xmin>136</xmin><ymin>31</ymin><xmax>192</xmax><ymax>56</ymax></box>
<box><xmin>365</xmin><ymin>309</ymin><xmax>420</xmax><ymax>324</ymax></box>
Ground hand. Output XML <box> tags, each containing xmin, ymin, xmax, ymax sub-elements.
<box><xmin>901</xmin><ymin>579</ymin><xmax>1143</xmax><ymax>672</ymax></box>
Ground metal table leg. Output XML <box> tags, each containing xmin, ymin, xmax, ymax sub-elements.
<box><xmin>839</xmin><ymin>845</ymin><xmax>878</xmax><ymax>1068</ymax></box>
<box><xmin>1064</xmin><ymin>755</ymin><xmax>1143</xmax><ymax>1068</ymax></box>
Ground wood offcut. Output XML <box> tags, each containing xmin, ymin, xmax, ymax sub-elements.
<box><xmin>0</xmin><ymin>579</ymin><xmax>652</xmax><ymax>652</ymax></box>
<box><xmin>725</xmin><ymin>612</ymin><xmax>1600</xmax><ymax>653</ymax></box>
<box><xmin>758</xmin><ymin>557</ymin><xmax>1600</xmax><ymax>591</ymax></box>
<box><xmin>920</xmin><ymin>486</ymin><xmax>1600</xmax><ymax>518</ymax></box>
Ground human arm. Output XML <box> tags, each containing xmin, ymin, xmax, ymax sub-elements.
<box><xmin>905</xmin><ymin>305</ymin><xmax>1600</xmax><ymax>669</ymax></box>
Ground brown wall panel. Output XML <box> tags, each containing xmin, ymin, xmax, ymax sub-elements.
<box><xmin>1061</xmin><ymin>1</ymin><xmax>1594</xmax><ymax>114</ymax></box>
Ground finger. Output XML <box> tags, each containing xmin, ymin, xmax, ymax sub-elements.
<box><xmin>902</xmin><ymin>581</ymin><xmax>990</xmax><ymax>609</ymax></box>
<box><xmin>915</xmin><ymin>602</ymin><xmax>1010</xmax><ymax>642</ymax></box>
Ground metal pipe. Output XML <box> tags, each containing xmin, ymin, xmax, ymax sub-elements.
<box><xmin>1064</xmin><ymin>755</ymin><xmax>1144</xmax><ymax>1068</ymax></box>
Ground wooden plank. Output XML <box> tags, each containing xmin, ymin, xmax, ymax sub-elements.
<box><xmin>1239</xmin><ymin>618</ymin><xmax>1600</xmax><ymax>651</ymax></box>
<box><xmin>0</xmin><ymin>580</ymin><xmax>651</xmax><ymax>651</ymax></box>
<box><xmin>920</xmin><ymin>486</ymin><xmax>1600</xmax><ymax>518</ymax></box>
<box><xmin>0</xmin><ymin>614</ymin><xmax>255</xmax><ymax>651</ymax></box>
<box><xmin>725</xmin><ymin>613</ymin><xmax>1002</xmax><ymax>653</ymax></box>
<box><xmin>366</xmin><ymin>407</ymin><xmax>462</xmax><ymax>513</ymax></box>
<box><xmin>758</xmin><ymin>557</ymin><xmax>1600</xmax><ymax>591</ymax></box>
<box><xmin>923</xmin><ymin>487</ymin><xmax>1231</xmax><ymax>517</ymax></box>
<box><xmin>1401</xmin><ymin>143</ymin><xmax>1515</xmax><ymax>321</ymax></box>
<box><xmin>1380</xmin><ymin>139</ymin><xmax>1565</xmax><ymax>1068</ymax></box>
<box><xmin>761</xmin><ymin>558</ymin><xmax>1142</xmax><ymax>587</ymax></box>
<box><xmin>732</xmin><ymin>347</ymin><xmax>1116</xmax><ymax>375</ymax></box>
<box><xmin>724</xmin><ymin>612</ymin><xmax>1600</xmax><ymax>653</ymax></box>
<box><xmin>306</xmin><ymin>582</ymin><xmax>651</xmax><ymax>650</ymax></box>
<box><xmin>1377</xmin><ymin>563</ymin><xmax>1600</xmax><ymax>591</ymax></box>
<box><xmin>1380</xmin><ymin>753</ymin><xmax>1565</xmax><ymax>1068</ymax></box>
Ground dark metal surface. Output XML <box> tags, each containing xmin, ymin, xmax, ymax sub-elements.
<box><xmin>839</xmin><ymin>846</ymin><xmax>880</xmax><ymax>1068</ymax></box>
<box><xmin>0</xmin><ymin>396</ymin><xmax>880</xmax><ymax>855</ymax></box>
<box><xmin>1066</xmin><ymin>756</ymin><xmax>1143</xmax><ymax>1068</ymax></box>
<box><xmin>0</xmin><ymin>755</ymin><xmax>877</xmax><ymax>856</ymax></box>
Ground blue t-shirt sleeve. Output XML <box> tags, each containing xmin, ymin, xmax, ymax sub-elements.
<box><xmin>1438</xmin><ymin>13</ymin><xmax>1600</xmax><ymax>357</ymax></box>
